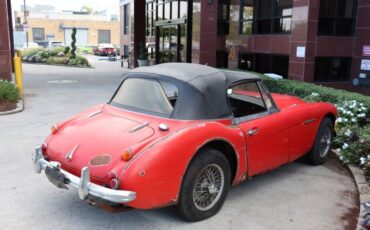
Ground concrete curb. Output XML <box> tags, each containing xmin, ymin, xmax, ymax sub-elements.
<box><xmin>0</xmin><ymin>99</ymin><xmax>24</xmax><ymax>115</ymax></box>
<box><xmin>333</xmin><ymin>149</ymin><xmax>370</xmax><ymax>230</ymax></box>
<box><xmin>347</xmin><ymin>165</ymin><xmax>370</xmax><ymax>230</ymax></box>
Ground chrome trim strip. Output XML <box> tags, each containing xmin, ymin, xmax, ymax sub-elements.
<box><xmin>128</xmin><ymin>121</ymin><xmax>150</xmax><ymax>133</ymax></box>
<box><xmin>33</xmin><ymin>147</ymin><xmax>136</xmax><ymax>203</ymax></box>
<box><xmin>303</xmin><ymin>118</ymin><xmax>317</xmax><ymax>125</ymax></box>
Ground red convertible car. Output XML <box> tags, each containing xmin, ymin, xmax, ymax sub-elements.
<box><xmin>33</xmin><ymin>63</ymin><xmax>337</xmax><ymax>221</ymax></box>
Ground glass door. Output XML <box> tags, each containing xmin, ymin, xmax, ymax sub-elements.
<box><xmin>157</xmin><ymin>24</ymin><xmax>186</xmax><ymax>63</ymax></box>
<box><xmin>159</xmin><ymin>26</ymin><xmax>177</xmax><ymax>63</ymax></box>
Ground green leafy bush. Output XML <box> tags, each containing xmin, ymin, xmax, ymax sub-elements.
<box><xmin>21</xmin><ymin>46</ymin><xmax>91</xmax><ymax>67</ymax></box>
<box><xmin>32</xmin><ymin>51</ymin><xmax>48</xmax><ymax>63</ymax></box>
<box><xmin>68</xmin><ymin>55</ymin><xmax>90</xmax><ymax>67</ymax></box>
<box><xmin>21</xmin><ymin>47</ymin><xmax>45</xmax><ymax>59</ymax></box>
<box><xmin>0</xmin><ymin>80</ymin><xmax>19</xmax><ymax>102</ymax></box>
<box><xmin>64</xmin><ymin>46</ymin><xmax>70</xmax><ymax>55</ymax></box>
<box><xmin>45</xmin><ymin>57</ymin><xmax>69</xmax><ymax>65</ymax></box>
<box><xmin>51</xmin><ymin>47</ymin><xmax>65</xmax><ymax>54</ymax></box>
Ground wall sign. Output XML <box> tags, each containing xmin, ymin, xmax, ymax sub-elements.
<box><xmin>296</xmin><ymin>46</ymin><xmax>306</xmax><ymax>58</ymax></box>
<box><xmin>363</xmin><ymin>45</ymin><xmax>370</xmax><ymax>57</ymax></box>
<box><xmin>361</xmin><ymin>59</ymin><xmax>370</xmax><ymax>71</ymax></box>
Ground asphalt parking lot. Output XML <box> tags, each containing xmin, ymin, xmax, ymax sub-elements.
<box><xmin>0</xmin><ymin>59</ymin><xmax>359</xmax><ymax>230</ymax></box>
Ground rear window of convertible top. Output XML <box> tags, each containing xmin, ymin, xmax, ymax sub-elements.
<box><xmin>110</xmin><ymin>78</ymin><xmax>178</xmax><ymax>117</ymax></box>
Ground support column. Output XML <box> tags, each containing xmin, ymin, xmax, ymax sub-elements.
<box><xmin>132</xmin><ymin>0</ymin><xmax>146</xmax><ymax>68</ymax></box>
<box><xmin>0</xmin><ymin>0</ymin><xmax>12</xmax><ymax>81</ymax></box>
<box><xmin>288</xmin><ymin>0</ymin><xmax>319</xmax><ymax>82</ymax></box>
<box><xmin>199</xmin><ymin>0</ymin><xmax>226</xmax><ymax>67</ymax></box>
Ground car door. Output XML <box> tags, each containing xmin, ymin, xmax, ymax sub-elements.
<box><xmin>285</xmin><ymin>104</ymin><xmax>319</xmax><ymax>162</ymax></box>
<box><xmin>229</xmin><ymin>81</ymin><xmax>290</xmax><ymax>176</ymax></box>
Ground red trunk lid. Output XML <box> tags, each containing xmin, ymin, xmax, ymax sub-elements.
<box><xmin>47</xmin><ymin>110</ymin><xmax>154</xmax><ymax>180</ymax></box>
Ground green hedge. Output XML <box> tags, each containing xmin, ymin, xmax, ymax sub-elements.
<box><xmin>0</xmin><ymin>80</ymin><xmax>19</xmax><ymax>102</ymax></box>
<box><xmin>258</xmin><ymin>74</ymin><xmax>370</xmax><ymax>116</ymax></box>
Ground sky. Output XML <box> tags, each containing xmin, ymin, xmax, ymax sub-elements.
<box><xmin>11</xmin><ymin>0</ymin><xmax>119</xmax><ymax>13</ymax></box>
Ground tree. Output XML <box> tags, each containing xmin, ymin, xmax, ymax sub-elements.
<box><xmin>71</xmin><ymin>28</ymin><xmax>77</xmax><ymax>59</ymax></box>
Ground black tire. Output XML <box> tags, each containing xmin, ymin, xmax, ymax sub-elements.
<box><xmin>177</xmin><ymin>149</ymin><xmax>231</xmax><ymax>222</ymax></box>
<box><xmin>306</xmin><ymin>117</ymin><xmax>334</xmax><ymax>165</ymax></box>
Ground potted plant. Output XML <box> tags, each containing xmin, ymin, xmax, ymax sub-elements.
<box><xmin>137</xmin><ymin>42</ymin><xmax>149</xmax><ymax>67</ymax></box>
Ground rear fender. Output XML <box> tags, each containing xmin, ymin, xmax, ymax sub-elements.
<box><xmin>119</xmin><ymin>122</ymin><xmax>246</xmax><ymax>209</ymax></box>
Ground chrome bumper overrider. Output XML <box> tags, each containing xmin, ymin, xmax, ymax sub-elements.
<box><xmin>32</xmin><ymin>146</ymin><xmax>136</xmax><ymax>204</ymax></box>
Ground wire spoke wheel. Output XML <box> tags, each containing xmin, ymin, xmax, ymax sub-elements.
<box><xmin>306</xmin><ymin>118</ymin><xmax>334</xmax><ymax>165</ymax></box>
<box><xmin>319</xmin><ymin>127</ymin><xmax>332</xmax><ymax>158</ymax></box>
<box><xmin>192</xmin><ymin>164</ymin><xmax>224</xmax><ymax>211</ymax></box>
<box><xmin>178</xmin><ymin>149</ymin><xmax>230</xmax><ymax>221</ymax></box>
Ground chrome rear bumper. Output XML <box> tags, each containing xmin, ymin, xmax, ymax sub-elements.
<box><xmin>32</xmin><ymin>146</ymin><xmax>136</xmax><ymax>204</ymax></box>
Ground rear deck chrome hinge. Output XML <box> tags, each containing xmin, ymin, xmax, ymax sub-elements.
<box><xmin>65</xmin><ymin>144</ymin><xmax>79</xmax><ymax>161</ymax></box>
<box><xmin>87</xmin><ymin>110</ymin><xmax>102</xmax><ymax>118</ymax></box>
<box><xmin>128</xmin><ymin>122</ymin><xmax>150</xmax><ymax>133</ymax></box>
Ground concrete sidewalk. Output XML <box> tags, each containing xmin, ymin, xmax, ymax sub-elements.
<box><xmin>0</xmin><ymin>62</ymin><xmax>359</xmax><ymax>230</ymax></box>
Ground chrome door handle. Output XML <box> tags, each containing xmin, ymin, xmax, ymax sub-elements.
<box><xmin>248</xmin><ymin>128</ymin><xmax>259</xmax><ymax>136</ymax></box>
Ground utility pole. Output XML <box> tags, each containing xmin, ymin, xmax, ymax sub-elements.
<box><xmin>23</xmin><ymin>0</ymin><xmax>28</xmax><ymax>47</ymax></box>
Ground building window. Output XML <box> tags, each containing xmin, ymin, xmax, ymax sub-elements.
<box><xmin>98</xmin><ymin>30</ymin><xmax>111</xmax><ymax>43</ymax></box>
<box><xmin>46</xmin><ymin>34</ymin><xmax>55</xmax><ymax>41</ymax></box>
<box><xmin>314</xmin><ymin>57</ymin><xmax>351</xmax><ymax>82</ymax></box>
<box><xmin>123</xmin><ymin>45</ymin><xmax>129</xmax><ymax>57</ymax></box>
<box><xmin>146</xmin><ymin>1</ymin><xmax>156</xmax><ymax>36</ymax></box>
<box><xmin>239</xmin><ymin>0</ymin><xmax>292</xmax><ymax>35</ymax></box>
<box><xmin>123</xmin><ymin>3</ymin><xmax>130</xmax><ymax>35</ymax></box>
<box><xmin>32</xmin><ymin>28</ymin><xmax>45</xmax><ymax>41</ymax></box>
<box><xmin>239</xmin><ymin>53</ymin><xmax>289</xmax><ymax>78</ymax></box>
<box><xmin>156</xmin><ymin>0</ymin><xmax>187</xmax><ymax>22</ymax></box>
<box><xmin>240</xmin><ymin>0</ymin><xmax>254</xmax><ymax>35</ymax></box>
<box><xmin>318</xmin><ymin>0</ymin><xmax>357</xmax><ymax>36</ymax></box>
<box><xmin>218</xmin><ymin>0</ymin><xmax>230</xmax><ymax>35</ymax></box>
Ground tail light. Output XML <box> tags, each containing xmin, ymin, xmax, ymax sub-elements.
<box><xmin>41</xmin><ymin>143</ymin><xmax>48</xmax><ymax>158</ymax></box>
<box><xmin>110</xmin><ymin>179</ymin><xmax>120</xmax><ymax>189</ymax></box>
<box><xmin>108</xmin><ymin>170</ymin><xmax>120</xmax><ymax>189</ymax></box>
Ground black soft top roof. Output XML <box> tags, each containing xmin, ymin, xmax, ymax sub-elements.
<box><xmin>121</xmin><ymin>63</ymin><xmax>260</xmax><ymax>120</ymax></box>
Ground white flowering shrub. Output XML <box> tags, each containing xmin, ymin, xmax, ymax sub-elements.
<box><xmin>335</xmin><ymin>100</ymin><xmax>367</xmax><ymax>128</ymax></box>
<box><xmin>332</xmin><ymin>99</ymin><xmax>370</xmax><ymax>175</ymax></box>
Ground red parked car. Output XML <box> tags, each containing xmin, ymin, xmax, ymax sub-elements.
<box><xmin>33</xmin><ymin>63</ymin><xmax>337</xmax><ymax>221</ymax></box>
<box><xmin>93</xmin><ymin>43</ymin><xmax>116</xmax><ymax>56</ymax></box>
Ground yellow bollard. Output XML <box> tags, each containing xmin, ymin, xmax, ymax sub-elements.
<box><xmin>14</xmin><ymin>52</ymin><xmax>23</xmax><ymax>96</ymax></box>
